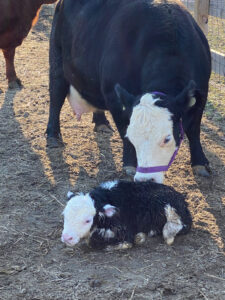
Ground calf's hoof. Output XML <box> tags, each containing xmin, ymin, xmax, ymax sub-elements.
<box><xmin>192</xmin><ymin>165</ymin><xmax>211</xmax><ymax>177</ymax></box>
<box><xmin>8</xmin><ymin>78</ymin><xmax>23</xmax><ymax>89</ymax></box>
<box><xmin>135</xmin><ymin>232</ymin><xmax>146</xmax><ymax>245</ymax></box>
<box><xmin>123</xmin><ymin>166</ymin><xmax>136</xmax><ymax>177</ymax></box>
<box><xmin>46</xmin><ymin>136</ymin><xmax>65</xmax><ymax>148</ymax></box>
<box><xmin>105</xmin><ymin>242</ymin><xmax>133</xmax><ymax>251</ymax></box>
<box><xmin>94</xmin><ymin>123</ymin><xmax>114</xmax><ymax>133</ymax></box>
<box><xmin>165</xmin><ymin>237</ymin><xmax>175</xmax><ymax>246</ymax></box>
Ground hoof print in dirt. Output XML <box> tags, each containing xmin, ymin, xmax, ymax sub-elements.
<box><xmin>61</xmin><ymin>180</ymin><xmax>192</xmax><ymax>250</ymax></box>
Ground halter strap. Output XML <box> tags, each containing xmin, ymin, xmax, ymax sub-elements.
<box><xmin>151</xmin><ymin>91</ymin><xmax>166</xmax><ymax>97</ymax></box>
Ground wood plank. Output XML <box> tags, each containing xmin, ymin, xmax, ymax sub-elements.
<box><xmin>181</xmin><ymin>0</ymin><xmax>225</xmax><ymax>19</ymax></box>
<box><xmin>194</xmin><ymin>0</ymin><xmax>210</xmax><ymax>35</ymax></box>
<box><xmin>211</xmin><ymin>50</ymin><xmax>225</xmax><ymax>76</ymax></box>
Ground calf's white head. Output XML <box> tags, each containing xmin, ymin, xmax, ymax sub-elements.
<box><xmin>61</xmin><ymin>191</ymin><xmax>116</xmax><ymax>247</ymax></box>
<box><xmin>115</xmin><ymin>81</ymin><xmax>196</xmax><ymax>183</ymax></box>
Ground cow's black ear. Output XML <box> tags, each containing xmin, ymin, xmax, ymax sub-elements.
<box><xmin>114</xmin><ymin>84</ymin><xmax>135</xmax><ymax>111</ymax></box>
<box><xmin>174</xmin><ymin>80</ymin><xmax>196</xmax><ymax>114</ymax></box>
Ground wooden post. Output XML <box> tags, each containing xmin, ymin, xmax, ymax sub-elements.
<box><xmin>194</xmin><ymin>0</ymin><xmax>210</xmax><ymax>36</ymax></box>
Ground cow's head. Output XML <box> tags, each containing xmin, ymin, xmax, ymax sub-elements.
<box><xmin>115</xmin><ymin>81</ymin><xmax>196</xmax><ymax>183</ymax></box>
<box><xmin>61</xmin><ymin>192</ymin><xmax>117</xmax><ymax>246</ymax></box>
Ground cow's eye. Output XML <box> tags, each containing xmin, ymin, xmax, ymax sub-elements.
<box><xmin>164</xmin><ymin>135</ymin><xmax>171</xmax><ymax>144</ymax></box>
<box><xmin>85</xmin><ymin>219</ymin><xmax>91</xmax><ymax>224</ymax></box>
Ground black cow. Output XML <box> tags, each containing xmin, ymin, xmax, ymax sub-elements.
<box><xmin>46</xmin><ymin>0</ymin><xmax>211</xmax><ymax>182</ymax></box>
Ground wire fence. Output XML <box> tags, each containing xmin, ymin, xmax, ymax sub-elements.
<box><xmin>181</xmin><ymin>0</ymin><xmax>225</xmax><ymax>76</ymax></box>
<box><xmin>181</xmin><ymin>0</ymin><xmax>225</xmax><ymax>119</ymax></box>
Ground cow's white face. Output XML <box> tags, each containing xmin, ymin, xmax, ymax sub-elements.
<box><xmin>126</xmin><ymin>94</ymin><xmax>176</xmax><ymax>183</ymax></box>
<box><xmin>115</xmin><ymin>80</ymin><xmax>196</xmax><ymax>183</ymax></box>
<box><xmin>61</xmin><ymin>193</ymin><xmax>96</xmax><ymax>246</ymax></box>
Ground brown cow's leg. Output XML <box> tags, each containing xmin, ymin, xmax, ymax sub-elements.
<box><xmin>3</xmin><ymin>48</ymin><xmax>22</xmax><ymax>89</ymax></box>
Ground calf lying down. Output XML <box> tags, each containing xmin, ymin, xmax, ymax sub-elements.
<box><xmin>61</xmin><ymin>181</ymin><xmax>192</xmax><ymax>250</ymax></box>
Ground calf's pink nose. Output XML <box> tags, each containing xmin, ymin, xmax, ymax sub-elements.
<box><xmin>62</xmin><ymin>233</ymin><xmax>73</xmax><ymax>242</ymax></box>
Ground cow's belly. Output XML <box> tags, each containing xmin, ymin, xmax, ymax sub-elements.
<box><xmin>67</xmin><ymin>85</ymin><xmax>99</xmax><ymax>120</ymax></box>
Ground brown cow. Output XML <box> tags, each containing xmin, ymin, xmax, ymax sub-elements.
<box><xmin>0</xmin><ymin>0</ymin><xmax>57</xmax><ymax>89</ymax></box>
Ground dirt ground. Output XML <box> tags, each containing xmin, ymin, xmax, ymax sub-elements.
<box><xmin>0</xmin><ymin>5</ymin><xmax>225</xmax><ymax>300</ymax></box>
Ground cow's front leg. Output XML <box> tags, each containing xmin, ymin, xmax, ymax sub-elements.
<box><xmin>46</xmin><ymin>72</ymin><xmax>68</xmax><ymax>147</ymax></box>
<box><xmin>103</xmin><ymin>90</ymin><xmax>137</xmax><ymax>176</ymax></box>
<box><xmin>3</xmin><ymin>48</ymin><xmax>22</xmax><ymax>89</ymax></box>
<box><xmin>46</xmin><ymin>12</ymin><xmax>69</xmax><ymax>148</ymax></box>
<box><xmin>92</xmin><ymin>111</ymin><xmax>113</xmax><ymax>133</ymax></box>
<box><xmin>122</xmin><ymin>137</ymin><xmax>137</xmax><ymax>176</ymax></box>
<box><xmin>184</xmin><ymin>104</ymin><xmax>210</xmax><ymax>177</ymax></box>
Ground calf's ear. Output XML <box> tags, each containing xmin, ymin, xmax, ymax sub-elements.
<box><xmin>174</xmin><ymin>80</ymin><xmax>197</xmax><ymax>114</ymax></box>
<box><xmin>103</xmin><ymin>204</ymin><xmax>116</xmax><ymax>217</ymax></box>
<box><xmin>67</xmin><ymin>191</ymin><xmax>75</xmax><ymax>200</ymax></box>
<box><xmin>115</xmin><ymin>84</ymin><xmax>135</xmax><ymax>113</ymax></box>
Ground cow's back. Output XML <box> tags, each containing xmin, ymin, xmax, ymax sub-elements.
<box><xmin>56</xmin><ymin>0</ymin><xmax>210</xmax><ymax>100</ymax></box>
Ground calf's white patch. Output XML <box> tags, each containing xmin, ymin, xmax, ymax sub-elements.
<box><xmin>100</xmin><ymin>180</ymin><xmax>118</xmax><ymax>190</ymax></box>
<box><xmin>163</xmin><ymin>204</ymin><xmax>183</xmax><ymax>245</ymax></box>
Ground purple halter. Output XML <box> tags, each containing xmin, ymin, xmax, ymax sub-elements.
<box><xmin>136</xmin><ymin>91</ymin><xmax>184</xmax><ymax>174</ymax></box>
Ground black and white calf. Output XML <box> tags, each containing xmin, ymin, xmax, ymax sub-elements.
<box><xmin>61</xmin><ymin>181</ymin><xmax>192</xmax><ymax>250</ymax></box>
<box><xmin>46</xmin><ymin>0</ymin><xmax>211</xmax><ymax>182</ymax></box>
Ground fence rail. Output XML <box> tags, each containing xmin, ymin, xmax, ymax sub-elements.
<box><xmin>181</xmin><ymin>0</ymin><xmax>225</xmax><ymax>19</ymax></box>
<box><xmin>181</xmin><ymin>0</ymin><xmax>225</xmax><ymax>77</ymax></box>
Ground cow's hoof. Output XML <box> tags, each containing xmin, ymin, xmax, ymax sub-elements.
<box><xmin>94</xmin><ymin>124</ymin><xmax>114</xmax><ymax>133</ymax></box>
<box><xmin>135</xmin><ymin>232</ymin><xmax>146</xmax><ymax>245</ymax></box>
<box><xmin>46</xmin><ymin>136</ymin><xmax>65</xmax><ymax>148</ymax></box>
<box><xmin>0</xmin><ymin>88</ymin><xmax>3</xmax><ymax>94</ymax></box>
<box><xmin>123</xmin><ymin>166</ymin><xmax>136</xmax><ymax>177</ymax></box>
<box><xmin>192</xmin><ymin>165</ymin><xmax>211</xmax><ymax>177</ymax></box>
<box><xmin>8</xmin><ymin>78</ymin><xmax>23</xmax><ymax>89</ymax></box>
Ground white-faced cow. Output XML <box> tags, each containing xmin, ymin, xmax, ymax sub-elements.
<box><xmin>46</xmin><ymin>0</ymin><xmax>211</xmax><ymax>183</ymax></box>
<box><xmin>61</xmin><ymin>180</ymin><xmax>192</xmax><ymax>250</ymax></box>
<box><xmin>0</xmin><ymin>0</ymin><xmax>57</xmax><ymax>89</ymax></box>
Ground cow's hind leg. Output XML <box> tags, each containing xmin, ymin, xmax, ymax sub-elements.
<box><xmin>3</xmin><ymin>48</ymin><xmax>22</xmax><ymax>89</ymax></box>
<box><xmin>46</xmin><ymin>12</ymin><xmax>69</xmax><ymax>148</ymax></box>
<box><xmin>92</xmin><ymin>111</ymin><xmax>113</xmax><ymax>133</ymax></box>
<box><xmin>184</xmin><ymin>99</ymin><xmax>210</xmax><ymax>177</ymax></box>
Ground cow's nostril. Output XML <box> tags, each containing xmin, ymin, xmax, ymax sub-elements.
<box><xmin>68</xmin><ymin>236</ymin><xmax>73</xmax><ymax>241</ymax></box>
